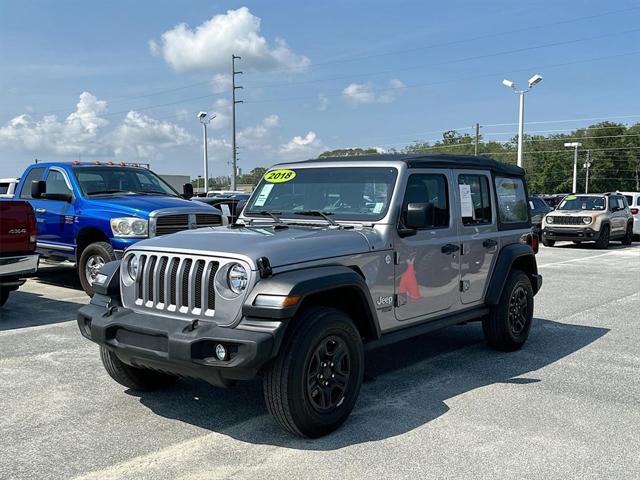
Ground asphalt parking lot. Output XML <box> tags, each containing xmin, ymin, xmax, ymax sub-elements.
<box><xmin>1</xmin><ymin>243</ymin><xmax>639</xmax><ymax>480</ymax></box>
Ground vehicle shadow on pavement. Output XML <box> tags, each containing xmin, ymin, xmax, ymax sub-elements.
<box><xmin>0</xmin><ymin>290</ymin><xmax>86</xmax><ymax>330</ymax></box>
<box><xmin>26</xmin><ymin>264</ymin><xmax>83</xmax><ymax>291</ymax></box>
<box><xmin>131</xmin><ymin>318</ymin><xmax>607</xmax><ymax>449</ymax></box>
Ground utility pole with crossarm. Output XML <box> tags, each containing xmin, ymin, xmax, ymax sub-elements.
<box><xmin>231</xmin><ymin>54</ymin><xmax>243</xmax><ymax>191</ymax></box>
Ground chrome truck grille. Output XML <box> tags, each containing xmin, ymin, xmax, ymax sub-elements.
<box><xmin>135</xmin><ymin>253</ymin><xmax>220</xmax><ymax>317</ymax></box>
<box><xmin>151</xmin><ymin>211</ymin><xmax>222</xmax><ymax>237</ymax></box>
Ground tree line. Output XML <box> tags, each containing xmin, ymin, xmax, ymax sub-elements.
<box><xmin>321</xmin><ymin>121</ymin><xmax>640</xmax><ymax>194</ymax></box>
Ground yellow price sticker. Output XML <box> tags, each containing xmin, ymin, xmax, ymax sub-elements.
<box><xmin>264</xmin><ymin>169</ymin><xmax>296</xmax><ymax>183</ymax></box>
<box><xmin>565</xmin><ymin>195</ymin><xmax>577</xmax><ymax>200</ymax></box>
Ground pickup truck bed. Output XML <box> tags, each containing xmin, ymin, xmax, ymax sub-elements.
<box><xmin>0</xmin><ymin>200</ymin><xmax>39</xmax><ymax>307</ymax></box>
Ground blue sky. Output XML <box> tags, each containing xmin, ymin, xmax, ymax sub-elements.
<box><xmin>1</xmin><ymin>0</ymin><xmax>639</xmax><ymax>178</ymax></box>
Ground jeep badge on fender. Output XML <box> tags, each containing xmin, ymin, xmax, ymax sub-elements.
<box><xmin>77</xmin><ymin>153</ymin><xmax>542</xmax><ymax>438</ymax></box>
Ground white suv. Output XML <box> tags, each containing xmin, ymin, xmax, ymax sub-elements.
<box><xmin>620</xmin><ymin>191</ymin><xmax>640</xmax><ymax>240</ymax></box>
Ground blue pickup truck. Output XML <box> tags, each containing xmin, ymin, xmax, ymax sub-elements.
<box><xmin>14</xmin><ymin>161</ymin><xmax>224</xmax><ymax>295</ymax></box>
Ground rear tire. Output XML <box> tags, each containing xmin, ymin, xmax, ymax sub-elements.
<box><xmin>483</xmin><ymin>270</ymin><xmax>534</xmax><ymax>352</ymax></box>
<box><xmin>594</xmin><ymin>225</ymin><xmax>610</xmax><ymax>249</ymax></box>
<box><xmin>79</xmin><ymin>241</ymin><xmax>116</xmax><ymax>296</ymax></box>
<box><xmin>263</xmin><ymin>307</ymin><xmax>364</xmax><ymax>438</ymax></box>
<box><xmin>99</xmin><ymin>346</ymin><xmax>177</xmax><ymax>391</ymax></box>
<box><xmin>621</xmin><ymin>223</ymin><xmax>633</xmax><ymax>246</ymax></box>
<box><xmin>542</xmin><ymin>238</ymin><xmax>555</xmax><ymax>247</ymax></box>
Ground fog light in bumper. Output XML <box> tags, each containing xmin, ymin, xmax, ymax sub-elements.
<box><xmin>215</xmin><ymin>344</ymin><xmax>228</xmax><ymax>361</ymax></box>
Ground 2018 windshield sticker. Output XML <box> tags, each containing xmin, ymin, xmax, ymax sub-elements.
<box><xmin>565</xmin><ymin>195</ymin><xmax>577</xmax><ymax>200</ymax></box>
<box><xmin>264</xmin><ymin>169</ymin><xmax>296</xmax><ymax>183</ymax></box>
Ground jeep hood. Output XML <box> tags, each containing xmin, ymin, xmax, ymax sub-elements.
<box><xmin>132</xmin><ymin>224</ymin><xmax>378</xmax><ymax>268</ymax></box>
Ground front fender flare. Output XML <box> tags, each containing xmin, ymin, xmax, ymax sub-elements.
<box><xmin>242</xmin><ymin>265</ymin><xmax>380</xmax><ymax>336</ymax></box>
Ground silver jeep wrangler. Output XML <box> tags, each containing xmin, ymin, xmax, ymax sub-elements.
<box><xmin>78</xmin><ymin>154</ymin><xmax>542</xmax><ymax>437</ymax></box>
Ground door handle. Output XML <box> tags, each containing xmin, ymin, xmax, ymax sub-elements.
<box><xmin>35</xmin><ymin>208</ymin><xmax>46</xmax><ymax>214</ymax></box>
<box><xmin>483</xmin><ymin>239</ymin><xmax>498</xmax><ymax>248</ymax></box>
<box><xmin>441</xmin><ymin>243</ymin><xmax>460</xmax><ymax>254</ymax></box>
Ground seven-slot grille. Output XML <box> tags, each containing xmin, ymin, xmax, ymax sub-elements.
<box><xmin>135</xmin><ymin>253</ymin><xmax>219</xmax><ymax>316</ymax></box>
<box><xmin>549</xmin><ymin>216</ymin><xmax>583</xmax><ymax>225</ymax></box>
<box><xmin>153</xmin><ymin>213</ymin><xmax>221</xmax><ymax>236</ymax></box>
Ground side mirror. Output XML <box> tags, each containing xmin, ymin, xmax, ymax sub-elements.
<box><xmin>31</xmin><ymin>180</ymin><xmax>46</xmax><ymax>199</ymax></box>
<box><xmin>399</xmin><ymin>202</ymin><xmax>435</xmax><ymax>237</ymax></box>
<box><xmin>182</xmin><ymin>183</ymin><xmax>194</xmax><ymax>199</ymax></box>
<box><xmin>406</xmin><ymin>202</ymin><xmax>434</xmax><ymax>229</ymax></box>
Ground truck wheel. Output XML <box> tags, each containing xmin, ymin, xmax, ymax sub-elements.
<box><xmin>621</xmin><ymin>223</ymin><xmax>633</xmax><ymax>246</ymax></box>
<box><xmin>79</xmin><ymin>242</ymin><xmax>116</xmax><ymax>296</ymax></box>
<box><xmin>0</xmin><ymin>289</ymin><xmax>9</xmax><ymax>307</ymax></box>
<box><xmin>99</xmin><ymin>346</ymin><xmax>177</xmax><ymax>391</ymax></box>
<box><xmin>542</xmin><ymin>238</ymin><xmax>555</xmax><ymax>247</ymax></box>
<box><xmin>483</xmin><ymin>270</ymin><xmax>533</xmax><ymax>352</ymax></box>
<box><xmin>594</xmin><ymin>225</ymin><xmax>610</xmax><ymax>249</ymax></box>
<box><xmin>263</xmin><ymin>307</ymin><xmax>364</xmax><ymax>438</ymax></box>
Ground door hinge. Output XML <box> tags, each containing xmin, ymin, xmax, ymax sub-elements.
<box><xmin>394</xmin><ymin>293</ymin><xmax>407</xmax><ymax>307</ymax></box>
<box><xmin>459</xmin><ymin>280</ymin><xmax>470</xmax><ymax>292</ymax></box>
<box><xmin>393</xmin><ymin>251</ymin><xmax>399</xmax><ymax>265</ymax></box>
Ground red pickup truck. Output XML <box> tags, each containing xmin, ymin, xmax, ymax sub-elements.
<box><xmin>0</xmin><ymin>200</ymin><xmax>39</xmax><ymax>306</ymax></box>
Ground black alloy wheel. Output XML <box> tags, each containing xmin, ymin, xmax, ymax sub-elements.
<box><xmin>306</xmin><ymin>335</ymin><xmax>351</xmax><ymax>412</ymax></box>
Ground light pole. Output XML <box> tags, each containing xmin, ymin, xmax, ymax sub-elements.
<box><xmin>583</xmin><ymin>150</ymin><xmax>591</xmax><ymax>194</ymax></box>
<box><xmin>564</xmin><ymin>142</ymin><xmax>582</xmax><ymax>193</ymax></box>
<box><xmin>197</xmin><ymin>112</ymin><xmax>215</xmax><ymax>195</ymax></box>
<box><xmin>502</xmin><ymin>74</ymin><xmax>543</xmax><ymax>168</ymax></box>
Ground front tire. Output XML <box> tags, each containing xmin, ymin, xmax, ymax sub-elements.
<box><xmin>483</xmin><ymin>270</ymin><xmax>534</xmax><ymax>352</ymax></box>
<box><xmin>542</xmin><ymin>238</ymin><xmax>555</xmax><ymax>247</ymax></box>
<box><xmin>621</xmin><ymin>223</ymin><xmax>633</xmax><ymax>246</ymax></box>
<box><xmin>263</xmin><ymin>307</ymin><xmax>364</xmax><ymax>438</ymax></box>
<box><xmin>79</xmin><ymin>241</ymin><xmax>116</xmax><ymax>296</ymax></box>
<box><xmin>594</xmin><ymin>225</ymin><xmax>610</xmax><ymax>249</ymax></box>
<box><xmin>100</xmin><ymin>347</ymin><xmax>177</xmax><ymax>391</ymax></box>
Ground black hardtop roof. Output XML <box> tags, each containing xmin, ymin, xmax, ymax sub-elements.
<box><xmin>284</xmin><ymin>153</ymin><xmax>524</xmax><ymax>176</ymax></box>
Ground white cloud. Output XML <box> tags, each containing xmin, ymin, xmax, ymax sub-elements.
<box><xmin>210</xmin><ymin>73</ymin><xmax>232</xmax><ymax>93</ymax></box>
<box><xmin>0</xmin><ymin>92</ymin><xmax>110</xmax><ymax>155</ymax></box>
<box><xmin>113</xmin><ymin>111</ymin><xmax>195</xmax><ymax>159</ymax></box>
<box><xmin>342</xmin><ymin>79</ymin><xmax>405</xmax><ymax>105</ymax></box>
<box><xmin>279</xmin><ymin>131</ymin><xmax>326</xmax><ymax>159</ymax></box>
<box><xmin>318</xmin><ymin>94</ymin><xmax>329</xmax><ymax>111</ymax></box>
<box><xmin>238</xmin><ymin>114</ymin><xmax>279</xmax><ymax>147</ymax></box>
<box><xmin>150</xmin><ymin>7</ymin><xmax>309</xmax><ymax>73</ymax></box>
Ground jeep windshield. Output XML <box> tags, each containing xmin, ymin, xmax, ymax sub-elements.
<box><xmin>73</xmin><ymin>167</ymin><xmax>179</xmax><ymax>197</ymax></box>
<box><xmin>245</xmin><ymin>167</ymin><xmax>398</xmax><ymax>222</ymax></box>
<box><xmin>557</xmin><ymin>195</ymin><xmax>605</xmax><ymax>211</ymax></box>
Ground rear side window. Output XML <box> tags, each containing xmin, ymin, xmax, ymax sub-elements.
<box><xmin>495</xmin><ymin>176</ymin><xmax>529</xmax><ymax>226</ymax></box>
<box><xmin>0</xmin><ymin>183</ymin><xmax>9</xmax><ymax>194</ymax></box>
<box><xmin>458</xmin><ymin>174</ymin><xmax>492</xmax><ymax>225</ymax></box>
<box><xmin>624</xmin><ymin>195</ymin><xmax>633</xmax><ymax>206</ymax></box>
<box><xmin>402</xmin><ymin>174</ymin><xmax>449</xmax><ymax>228</ymax></box>
<box><xmin>19</xmin><ymin>167</ymin><xmax>45</xmax><ymax>199</ymax></box>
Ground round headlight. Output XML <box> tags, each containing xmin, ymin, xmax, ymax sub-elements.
<box><xmin>546</xmin><ymin>216</ymin><xmax>554</xmax><ymax>224</ymax></box>
<box><xmin>582</xmin><ymin>216</ymin><xmax>592</xmax><ymax>225</ymax></box>
<box><xmin>127</xmin><ymin>255</ymin><xmax>139</xmax><ymax>280</ymax></box>
<box><xmin>131</xmin><ymin>220</ymin><xmax>147</xmax><ymax>235</ymax></box>
<box><xmin>117</xmin><ymin>220</ymin><xmax>132</xmax><ymax>235</ymax></box>
<box><xmin>227</xmin><ymin>263</ymin><xmax>248</xmax><ymax>294</ymax></box>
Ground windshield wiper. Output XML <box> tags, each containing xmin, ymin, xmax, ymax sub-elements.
<box><xmin>87</xmin><ymin>189</ymin><xmax>130</xmax><ymax>196</ymax></box>
<box><xmin>248</xmin><ymin>210</ymin><xmax>283</xmax><ymax>223</ymax></box>
<box><xmin>137</xmin><ymin>190</ymin><xmax>177</xmax><ymax>196</ymax></box>
<box><xmin>295</xmin><ymin>210</ymin><xmax>336</xmax><ymax>225</ymax></box>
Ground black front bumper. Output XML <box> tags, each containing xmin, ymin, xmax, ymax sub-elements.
<box><xmin>543</xmin><ymin>226</ymin><xmax>600</xmax><ymax>242</ymax></box>
<box><xmin>78</xmin><ymin>299</ymin><xmax>286</xmax><ymax>387</ymax></box>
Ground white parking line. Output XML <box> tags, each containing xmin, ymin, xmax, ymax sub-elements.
<box><xmin>538</xmin><ymin>250</ymin><xmax>623</xmax><ymax>268</ymax></box>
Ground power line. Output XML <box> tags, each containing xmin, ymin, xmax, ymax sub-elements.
<box><xmin>242</xmin><ymin>5</ymin><xmax>640</xmax><ymax>76</ymax></box>
<box><xmin>244</xmin><ymin>28</ymin><xmax>640</xmax><ymax>89</ymax></box>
